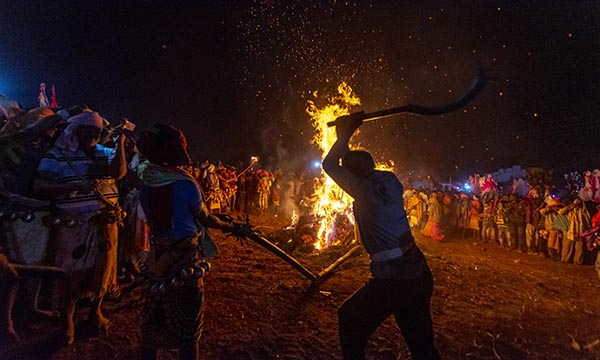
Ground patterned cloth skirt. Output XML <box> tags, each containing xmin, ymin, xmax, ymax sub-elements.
<box><xmin>141</xmin><ymin>236</ymin><xmax>208</xmax><ymax>348</ymax></box>
<box><xmin>46</xmin><ymin>211</ymin><xmax>118</xmax><ymax>302</ymax></box>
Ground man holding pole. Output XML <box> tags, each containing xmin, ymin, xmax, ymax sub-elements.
<box><xmin>322</xmin><ymin>113</ymin><xmax>440</xmax><ymax>360</ymax></box>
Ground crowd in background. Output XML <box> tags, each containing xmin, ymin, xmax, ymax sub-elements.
<box><xmin>408</xmin><ymin>172</ymin><xmax>600</xmax><ymax>269</ymax></box>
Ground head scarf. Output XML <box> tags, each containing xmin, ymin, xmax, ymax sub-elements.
<box><xmin>54</xmin><ymin>111</ymin><xmax>104</xmax><ymax>151</ymax></box>
<box><xmin>137</xmin><ymin>123</ymin><xmax>192</xmax><ymax>167</ymax></box>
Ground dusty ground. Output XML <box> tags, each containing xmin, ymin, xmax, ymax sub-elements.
<box><xmin>2</xmin><ymin>213</ymin><xmax>600</xmax><ymax>360</ymax></box>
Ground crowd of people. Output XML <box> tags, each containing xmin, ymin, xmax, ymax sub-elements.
<box><xmin>408</xmin><ymin>173</ymin><xmax>600</xmax><ymax>270</ymax></box>
<box><xmin>0</xmin><ymin>96</ymin><xmax>599</xmax><ymax>358</ymax></box>
<box><xmin>0</xmin><ymin>100</ymin><xmax>243</xmax><ymax>355</ymax></box>
<box><xmin>0</xmin><ymin>97</ymin><xmax>339</xmax><ymax>357</ymax></box>
<box><xmin>188</xmin><ymin>161</ymin><xmax>316</xmax><ymax>218</ymax></box>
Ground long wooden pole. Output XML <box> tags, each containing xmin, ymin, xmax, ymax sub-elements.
<box><xmin>316</xmin><ymin>245</ymin><xmax>361</xmax><ymax>281</ymax></box>
<box><xmin>11</xmin><ymin>264</ymin><xmax>69</xmax><ymax>279</ymax></box>
<box><xmin>248</xmin><ymin>233</ymin><xmax>318</xmax><ymax>282</ymax></box>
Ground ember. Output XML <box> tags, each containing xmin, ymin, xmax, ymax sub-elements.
<box><xmin>268</xmin><ymin>212</ymin><xmax>355</xmax><ymax>253</ymax></box>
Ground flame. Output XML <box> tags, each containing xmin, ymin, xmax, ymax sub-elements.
<box><xmin>284</xmin><ymin>210</ymin><xmax>299</xmax><ymax>230</ymax></box>
<box><xmin>375</xmin><ymin>160</ymin><xmax>395</xmax><ymax>172</ymax></box>
<box><xmin>305</xmin><ymin>82</ymin><xmax>361</xmax><ymax>250</ymax></box>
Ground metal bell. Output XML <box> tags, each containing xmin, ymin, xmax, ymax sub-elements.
<box><xmin>195</xmin><ymin>266</ymin><xmax>206</xmax><ymax>278</ymax></box>
<box><xmin>199</xmin><ymin>261</ymin><xmax>210</xmax><ymax>273</ymax></box>
<box><xmin>65</xmin><ymin>219</ymin><xmax>78</xmax><ymax>228</ymax></box>
<box><xmin>179</xmin><ymin>267</ymin><xmax>191</xmax><ymax>280</ymax></box>
<box><xmin>170</xmin><ymin>277</ymin><xmax>184</xmax><ymax>289</ymax></box>
<box><xmin>158</xmin><ymin>282</ymin><xmax>169</xmax><ymax>295</ymax></box>
<box><xmin>150</xmin><ymin>283</ymin><xmax>161</xmax><ymax>296</ymax></box>
<box><xmin>22</xmin><ymin>211</ymin><xmax>35</xmax><ymax>223</ymax></box>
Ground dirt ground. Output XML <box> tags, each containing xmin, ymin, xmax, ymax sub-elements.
<box><xmin>2</xmin><ymin>213</ymin><xmax>600</xmax><ymax>360</ymax></box>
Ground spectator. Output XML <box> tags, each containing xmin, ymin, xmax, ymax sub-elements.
<box><xmin>495</xmin><ymin>198</ymin><xmax>510</xmax><ymax>248</ymax></box>
<box><xmin>34</xmin><ymin>111</ymin><xmax>127</xmax><ymax>344</ymax></box>
<box><xmin>421</xmin><ymin>192</ymin><xmax>445</xmax><ymax>241</ymax></box>
<box><xmin>506</xmin><ymin>194</ymin><xmax>526</xmax><ymax>251</ymax></box>
<box><xmin>558</xmin><ymin>198</ymin><xmax>591</xmax><ymax>264</ymax></box>
<box><xmin>467</xmin><ymin>195</ymin><xmax>482</xmax><ymax>240</ymax></box>
<box><xmin>540</xmin><ymin>197</ymin><xmax>561</xmax><ymax>260</ymax></box>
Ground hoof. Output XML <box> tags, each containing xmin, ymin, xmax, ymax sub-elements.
<box><xmin>66</xmin><ymin>334</ymin><xmax>75</xmax><ymax>345</ymax></box>
<box><xmin>65</xmin><ymin>328</ymin><xmax>75</xmax><ymax>345</ymax></box>
<box><xmin>88</xmin><ymin>315</ymin><xmax>111</xmax><ymax>334</ymax></box>
<box><xmin>65</xmin><ymin>318</ymin><xmax>75</xmax><ymax>345</ymax></box>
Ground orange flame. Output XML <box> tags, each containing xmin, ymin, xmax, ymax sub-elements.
<box><xmin>305</xmin><ymin>82</ymin><xmax>361</xmax><ymax>250</ymax></box>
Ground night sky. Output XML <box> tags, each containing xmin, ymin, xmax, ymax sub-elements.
<box><xmin>1</xmin><ymin>1</ymin><xmax>599</xmax><ymax>181</ymax></box>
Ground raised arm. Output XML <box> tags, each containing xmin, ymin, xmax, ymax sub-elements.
<box><xmin>109</xmin><ymin>135</ymin><xmax>127</xmax><ymax>180</ymax></box>
<box><xmin>322</xmin><ymin>112</ymin><xmax>364</xmax><ymax>195</ymax></box>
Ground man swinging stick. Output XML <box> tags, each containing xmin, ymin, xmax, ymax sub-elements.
<box><xmin>323</xmin><ymin>113</ymin><xmax>441</xmax><ymax>360</ymax></box>
<box><xmin>322</xmin><ymin>63</ymin><xmax>485</xmax><ymax>359</ymax></box>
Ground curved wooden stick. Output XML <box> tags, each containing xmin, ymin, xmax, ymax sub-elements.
<box><xmin>327</xmin><ymin>63</ymin><xmax>486</xmax><ymax>127</ymax></box>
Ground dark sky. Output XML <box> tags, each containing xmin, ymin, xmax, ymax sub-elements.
<box><xmin>1</xmin><ymin>0</ymin><xmax>600</xmax><ymax>181</ymax></box>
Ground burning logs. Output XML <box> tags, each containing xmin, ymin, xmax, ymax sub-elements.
<box><xmin>247</xmin><ymin>231</ymin><xmax>361</xmax><ymax>284</ymax></box>
<box><xmin>223</xmin><ymin>214</ymin><xmax>361</xmax><ymax>283</ymax></box>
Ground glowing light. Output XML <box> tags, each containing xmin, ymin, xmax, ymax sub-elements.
<box><xmin>284</xmin><ymin>210</ymin><xmax>299</xmax><ymax>230</ymax></box>
<box><xmin>306</xmin><ymin>82</ymin><xmax>361</xmax><ymax>250</ymax></box>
